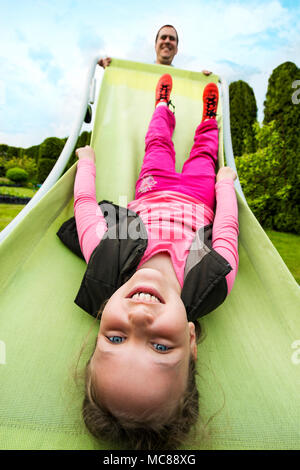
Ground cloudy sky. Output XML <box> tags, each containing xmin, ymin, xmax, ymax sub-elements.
<box><xmin>0</xmin><ymin>0</ymin><xmax>299</xmax><ymax>148</ymax></box>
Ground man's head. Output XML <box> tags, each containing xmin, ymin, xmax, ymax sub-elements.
<box><xmin>155</xmin><ymin>25</ymin><xmax>178</xmax><ymax>65</ymax></box>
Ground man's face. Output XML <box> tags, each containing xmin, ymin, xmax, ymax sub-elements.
<box><xmin>155</xmin><ymin>26</ymin><xmax>178</xmax><ymax>65</ymax></box>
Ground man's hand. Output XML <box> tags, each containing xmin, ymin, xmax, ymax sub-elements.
<box><xmin>75</xmin><ymin>145</ymin><xmax>96</xmax><ymax>163</ymax></box>
<box><xmin>216</xmin><ymin>167</ymin><xmax>237</xmax><ymax>182</ymax></box>
<box><xmin>202</xmin><ymin>70</ymin><xmax>212</xmax><ymax>76</ymax></box>
<box><xmin>98</xmin><ymin>57</ymin><xmax>112</xmax><ymax>68</ymax></box>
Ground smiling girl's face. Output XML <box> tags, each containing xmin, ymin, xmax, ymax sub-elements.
<box><xmin>90</xmin><ymin>267</ymin><xmax>197</xmax><ymax>416</ymax></box>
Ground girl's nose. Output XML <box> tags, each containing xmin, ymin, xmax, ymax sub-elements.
<box><xmin>128</xmin><ymin>308</ymin><xmax>154</xmax><ymax>327</ymax></box>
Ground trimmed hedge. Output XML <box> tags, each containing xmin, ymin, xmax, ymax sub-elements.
<box><xmin>6</xmin><ymin>167</ymin><xmax>29</xmax><ymax>184</ymax></box>
<box><xmin>0</xmin><ymin>195</ymin><xmax>31</xmax><ymax>204</ymax></box>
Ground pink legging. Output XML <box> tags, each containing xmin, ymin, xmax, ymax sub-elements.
<box><xmin>135</xmin><ymin>105</ymin><xmax>219</xmax><ymax>210</ymax></box>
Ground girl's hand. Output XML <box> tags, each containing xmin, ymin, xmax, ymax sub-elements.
<box><xmin>216</xmin><ymin>167</ymin><xmax>237</xmax><ymax>182</ymax></box>
<box><xmin>75</xmin><ymin>145</ymin><xmax>96</xmax><ymax>163</ymax></box>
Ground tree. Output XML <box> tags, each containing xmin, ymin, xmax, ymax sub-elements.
<box><xmin>26</xmin><ymin>144</ymin><xmax>40</xmax><ymax>163</ymax></box>
<box><xmin>37</xmin><ymin>137</ymin><xmax>65</xmax><ymax>183</ymax></box>
<box><xmin>263</xmin><ymin>61</ymin><xmax>300</xmax><ymax>158</ymax></box>
<box><xmin>38</xmin><ymin>137</ymin><xmax>65</xmax><ymax>161</ymax></box>
<box><xmin>263</xmin><ymin>61</ymin><xmax>300</xmax><ymax>232</ymax></box>
<box><xmin>64</xmin><ymin>131</ymin><xmax>92</xmax><ymax>172</ymax></box>
<box><xmin>0</xmin><ymin>144</ymin><xmax>9</xmax><ymax>157</ymax></box>
<box><xmin>236</xmin><ymin>121</ymin><xmax>299</xmax><ymax>234</ymax></box>
<box><xmin>6</xmin><ymin>146</ymin><xmax>22</xmax><ymax>159</ymax></box>
<box><xmin>229</xmin><ymin>80</ymin><xmax>258</xmax><ymax>157</ymax></box>
<box><xmin>0</xmin><ymin>145</ymin><xmax>9</xmax><ymax>176</ymax></box>
<box><xmin>37</xmin><ymin>158</ymin><xmax>57</xmax><ymax>183</ymax></box>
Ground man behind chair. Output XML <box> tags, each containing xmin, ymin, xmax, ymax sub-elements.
<box><xmin>98</xmin><ymin>24</ymin><xmax>211</xmax><ymax>75</ymax></box>
<box><xmin>98</xmin><ymin>24</ymin><xmax>178</xmax><ymax>68</ymax></box>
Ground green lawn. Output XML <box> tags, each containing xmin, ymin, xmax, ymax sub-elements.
<box><xmin>0</xmin><ymin>186</ymin><xmax>37</xmax><ymax>198</ymax></box>
<box><xmin>265</xmin><ymin>229</ymin><xmax>300</xmax><ymax>284</ymax></box>
<box><xmin>0</xmin><ymin>204</ymin><xmax>26</xmax><ymax>231</ymax></box>
<box><xmin>0</xmin><ymin>203</ymin><xmax>299</xmax><ymax>284</ymax></box>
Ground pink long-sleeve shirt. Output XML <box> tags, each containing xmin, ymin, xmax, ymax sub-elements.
<box><xmin>74</xmin><ymin>159</ymin><xmax>239</xmax><ymax>294</ymax></box>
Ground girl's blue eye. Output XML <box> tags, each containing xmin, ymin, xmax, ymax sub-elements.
<box><xmin>153</xmin><ymin>343</ymin><xmax>169</xmax><ymax>352</ymax></box>
<box><xmin>107</xmin><ymin>336</ymin><xmax>124</xmax><ymax>343</ymax></box>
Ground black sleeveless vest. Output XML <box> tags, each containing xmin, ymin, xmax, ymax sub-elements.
<box><xmin>57</xmin><ymin>200</ymin><xmax>232</xmax><ymax>322</ymax></box>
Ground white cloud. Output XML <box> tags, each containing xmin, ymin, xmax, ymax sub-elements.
<box><xmin>0</xmin><ymin>0</ymin><xmax>299</xmax><ymax>147</ymax></box>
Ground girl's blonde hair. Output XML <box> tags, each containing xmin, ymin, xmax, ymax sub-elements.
<box><xmin>82</xmin><ymin>355</ymin><xmax>199</xmax><ymax>450</ymax></box>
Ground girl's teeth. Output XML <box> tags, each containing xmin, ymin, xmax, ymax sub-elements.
<box><xmin>131</xmin><ymin>292</ymin><xmax>160</xmax><ymax>303</ymax></box>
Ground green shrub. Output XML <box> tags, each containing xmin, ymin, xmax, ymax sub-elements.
<box><xmin>0</xmin><ymin>177</ymin><xmax>13</xmax><ymax>186</ymax></box>
<box><xmin>6</xmin><ymin>167</ymin><xmax>29</xmax><ymax>184</ymax></box>
<box><xmin>4</xmin><ymin>156</ymin><xmax>38</xmax><ymax>183</ymax></box>
<box><xmin>0</xmin><ymin>152</ymin><xmax>9</xmax><ymax>177</ymax></box>
<box><xmin>37</xmin><ymin>158</ymin><xmax>56</xmax><ymax>183</ymax></box>
<box><xmin>0</xmin><ymin>165</ymin><xmax>6</xmax><ymax>177</ymax></box>
<box><xmin>236</xmin><ymin>121</ymin><xmax>300</xmax><ymax>234</ymax></box>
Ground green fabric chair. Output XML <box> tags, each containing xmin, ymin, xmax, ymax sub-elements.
<box><xmin>0</xmin><ymin>59</ymin><xmax>299</xmax><ymax>450</ymax></box>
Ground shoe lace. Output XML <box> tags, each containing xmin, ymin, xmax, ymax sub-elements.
<box><xmin>168</xmin><ymin>100</ymin><xmax>175</xmax><ymax>113</ymax></box>
<box><xmin>205</xmin><ymin>96</ymin><xmax>217</xmax><ymax>118</ymax></box>
<box><xmin>158</xmin><ymin>83</ymin><xmax>175</xmax><ymax>113</ymax></box>
<box><xmin>159</xmin><ymin>84</ymin><xmax>170</xmax><ymax>101</ymax></box>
